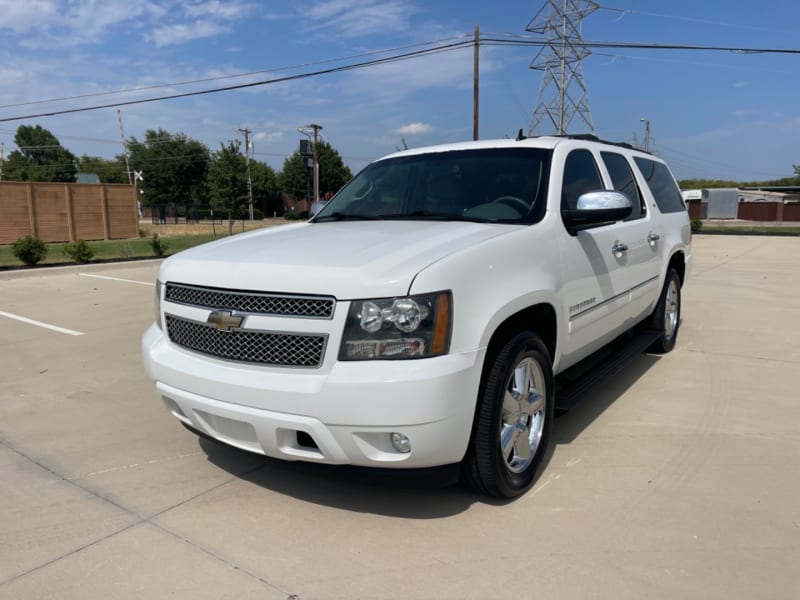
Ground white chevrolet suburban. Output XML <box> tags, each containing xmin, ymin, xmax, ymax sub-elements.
<box><xmin>142</xmin><ymin>135</ymin><xmax>692</xmax><ymax>498</ymax></box>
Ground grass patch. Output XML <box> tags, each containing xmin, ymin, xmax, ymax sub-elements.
<box><xmin>0</xmin><ymin>232</ymin><xmax>220</xmax><ymax>268</ymax></box>
<box><xmin>698</xmin><ymin>226</ymin><xmax>800</xmax><ymax>235</ymax></box>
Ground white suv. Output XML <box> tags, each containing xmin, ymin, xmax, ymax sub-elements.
<box><xmin>142</xmin><ymin>135</ymin><xmax>692</xmax><ymax>498</ymax></box>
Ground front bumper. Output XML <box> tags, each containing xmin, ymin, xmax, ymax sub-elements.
<box><xmin>142</xmin><ymin>324</ymin><xmax>484</xmax><ymax>468</ymax></box>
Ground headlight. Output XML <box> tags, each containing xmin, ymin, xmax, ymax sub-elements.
<box><xmin>154</xmin><ymin>280</ymin><xmax>164</xmax><ymax>330</ymax></box>
<box><xmin>340</xmin><ymin>291</ymin><xmax>452</xmax><ymax>360</ymax></box>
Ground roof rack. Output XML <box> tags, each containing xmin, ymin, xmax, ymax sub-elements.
<box><xmin>519</xmin><ymin>132</ymin><xmax>650</xmax><ymax>154</ymax></box>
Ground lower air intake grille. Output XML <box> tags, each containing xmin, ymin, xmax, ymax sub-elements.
<box><xmin>166</xmin><ymin>315</ymin><xmax>326</xmax><ymax>368</ymax></box>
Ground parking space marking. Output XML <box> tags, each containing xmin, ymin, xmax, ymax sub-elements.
<box><xmin>0</xmin><ymin>310</ymin><xmax>85</xmax><ymax>336</ymax></box>
<box><xmin>79</xmin><ymin>273</ymin><xmax>155</xmax><ymax>286</ymax></box>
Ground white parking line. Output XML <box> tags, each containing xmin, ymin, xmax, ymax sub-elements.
<box><xmin>79</xmin><ymin>273</ymin><xmax>155</xmax><ymax>286</ymax></box>
<box><xmin>0</xmin><ymin>310</ymin><xmax>85</xmax><ymax>336</ymax></box>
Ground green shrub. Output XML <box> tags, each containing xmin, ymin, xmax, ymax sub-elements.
<box><xmin>690</xmin><ymin>218</ymin><xmax>703</xmax><ymax>232</ymax></box>
<box><xmin>12</xmin><ymin>235</ymin><xmax>47</xmax><ymax>266</ymax></box>
<box><xmin>284</xmin><ymin>212</ymin><xmax>300</xmax><ymax>221</ymax></box>
<box><xmin>63</xmin><ymin>239</ymin><xmax>95</xmax><ymax>263</ymax></box>
<box><xmin>150</xmin><ymin>233</ymin><xmax>169</xmax><ymax>257</ymax></box>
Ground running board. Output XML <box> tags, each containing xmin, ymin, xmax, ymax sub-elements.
<box><xmin>554</xmin><ymin>329</ymin><xmax>662</xmax><ymax>415</ymax></box>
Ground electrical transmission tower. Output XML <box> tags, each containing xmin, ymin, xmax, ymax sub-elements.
<box><xmin>527</xmin><ymin>0</ymin><xmax>599</xmax><ymax>136</ymax></box>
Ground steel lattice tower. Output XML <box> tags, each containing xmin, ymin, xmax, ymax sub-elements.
<box><xmin>527</xmin><ymin>0</ymin><xmax>599</xmax><ymax>136</ymax></box>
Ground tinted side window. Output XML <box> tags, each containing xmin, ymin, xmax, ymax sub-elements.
<box><xmin>634</xmin><ymin>157</ymin><xmax>686</xmax><ymax>214</ymax></box>
<box><xmin>601</xmin><ymin>151</ymin><xmax>644</xmax><ymax>220</ymax></box>
<box><xmin>561</xmin><ymin>149</ymin><xmax>603</xmax><ymax>211</ymax></box>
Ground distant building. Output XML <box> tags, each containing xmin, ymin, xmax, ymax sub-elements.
<box><xmin>682</xmin><ymin>186</ymin><xmax>800</xmax><ymax>221</ymax></box>
<box><xmin>75</xmin><ymin>172</ymin><xmax>101</xmax><ymax>184</ymax></box>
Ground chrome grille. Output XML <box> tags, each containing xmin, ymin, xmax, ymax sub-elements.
<box><xmin>166</xmin><ymin>315</ymin><xmax>326</xmax><ymax>368</ymax></box>
<box><xmin>165</xmin><ymin>283</ymin><xmax>335</xmax><ymax>319</ymax></box>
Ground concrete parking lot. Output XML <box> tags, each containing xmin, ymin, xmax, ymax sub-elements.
<box><xmin>1</xmin><ymin>235</ymin><xmax>798</xmax><ymax>600</ymax></box>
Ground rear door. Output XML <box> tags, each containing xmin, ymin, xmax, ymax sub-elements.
<box><xmin>598</xmin><ymin>151</ymin><xmax>661</xmax><ymax>319</ymax></box>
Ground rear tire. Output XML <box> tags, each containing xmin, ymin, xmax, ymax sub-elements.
<box><xmin>462</xmin><ymin>331</ymin><xmax>554</xmax><ymax>498</ymax></box>
<box><xmin>649</xmin><ymin>268</ymin><xmax>681</xmax><ymax>354</ymax></box>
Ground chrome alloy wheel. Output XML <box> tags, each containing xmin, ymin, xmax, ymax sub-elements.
<box><xmin>664</xmin><ymin>278</ymin><xmax>679</xmax><ymax>340</ymax></box>
<box><xmin>500</xmin><ymin>356</ymin><xmax>547</xmax><ymax>474</ymax></box>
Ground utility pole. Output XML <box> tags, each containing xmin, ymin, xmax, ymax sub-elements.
<box><xmin>473</xmin><ymin>24</ymin><xmax>480</xmax><ymax>141</ymax></box>
<box><xmin>236</xmin><ymin>127</ymin><xmax>254</xmax><ymax>220</ymax></box>
<box><xmin>301</xmin><ymin>123</ymin><xmax>323</xmax><ymax>203</ymax></box>
<box><xmin>640</xmin><ymin>118</ymin><xmax>651</xmax><ymax>152</ymax></box>
<box><xmin>117</xmin><ymin>108</ymin><xmax>133</xmax><ymax>185</ymax></box>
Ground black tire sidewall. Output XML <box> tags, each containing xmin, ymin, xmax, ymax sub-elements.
<box><xmin>652</xmin><ymin>268</ymin><xmax>681</xmax><ymax>353</ymax></box>
<box><xmin>474</xmin><ymin>331</ymin><xmax>554</xmax><ymax>498</ymax></box>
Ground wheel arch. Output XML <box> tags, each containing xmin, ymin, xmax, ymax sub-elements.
<box><xmin>668</xmin><ymin>250</ymin><xmax>686</xmax><ymax>286</ymax></box>
<box><xmin>485</xmin><ymin>303</ymin><xmax>557</xmax><ymax>367</ymax></box>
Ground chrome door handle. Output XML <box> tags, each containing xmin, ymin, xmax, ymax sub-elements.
<box><xmin>647</xmin><ymin>232</ymin><xmax>661</xmax><ymax>244</ymax></box>
<box><xmin>612</xmin><ymin>241</ymin><xmax>628</xmax><ymax>255</ymax></box>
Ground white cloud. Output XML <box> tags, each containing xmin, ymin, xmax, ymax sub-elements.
<box><xmin>0</xmin><ymin>0</ymin><xmax>251</xmax><ymax>48</ymax></box>
<box><xmin>734</xmin><ymin>81</ymin><xmax>747</xmax><ymax>88</ymax></box>
<box><xmin>149</xmin><ymin>21</ymin><xmax>231</xmax><ymax>48</ymax></box>
<box><xmin>0</xmin><ymin>0</ymin><xmax>58</xmax><ymax>33</ymax></box>
<box><xmin>253</xmin><ymin>131</ymin><xmax>279</xmax><ymax>140</ymax></box>
<box><xmin>394</xmin><ymin>122</ymin><xmax>434</xmax><ymax>135</ymax></box>
<box><xmin>304</xmin><ymin>0</ymin><xmax>417</xmax><ymax>38</ymax></box>
<box><xmin>183</xmin><ymin>0</ymin><xmax>255</xmax><ymax>20</ymax></box>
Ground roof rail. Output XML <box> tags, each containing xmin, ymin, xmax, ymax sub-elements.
<box><xmin>550</xmin><ymin>133</ymin><xmax>649</xmax><ymax>153</ymax></box>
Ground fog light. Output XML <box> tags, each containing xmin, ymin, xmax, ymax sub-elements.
<box><xmin>390</xmin><ymin>432</ymin><xmax>411</xmax><ymax>453</ymax></box>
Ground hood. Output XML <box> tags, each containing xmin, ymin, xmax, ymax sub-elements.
<box><xmin>159</xmin><ymin>220</ymin><xmax>517</xmax><ymax>299</ymax></box>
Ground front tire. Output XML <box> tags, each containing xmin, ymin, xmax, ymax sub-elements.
<box><xmin>649</xmin><ymin>267</ymin><xmax>681</xmax><ymax>353</ymax></box>
<box><xmin>462</xmin><ymin>331</ymin><xmax>554</xmax><ymax>498</ymax></box>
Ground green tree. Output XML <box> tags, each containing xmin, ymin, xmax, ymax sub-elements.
<box><xmin>3</xmin><ymin>124</ymin><xmax>78</xmax><ymax>182</ymax></box>
<box><xmin>208</xmin><ymin>140</ymin><xmax>248</xmax><ymax>234</ymax></box>
<box><xmin>127</xmin><ymin>129</ymin><xmax>209</xmax><ymax>206</ymax></box>
<box><xmin>76</xmin><ymin>155</ymin><xmax>129</xmax><ymax>184</ymax></box>
<box><xmin>280</xmin><ymin>141</ymin><xmax>352</xmax><ymax>201</ymax></box>
<box><xmin>250</xmin><ymin>159</ymin><xmax>280</xmax><ymax>215</ymax></box>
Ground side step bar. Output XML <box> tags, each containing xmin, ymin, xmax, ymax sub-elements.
<box><xmin>554</xmin><ymin>329</ymin><xmax>662</xmax><ymax>415</ymax></box>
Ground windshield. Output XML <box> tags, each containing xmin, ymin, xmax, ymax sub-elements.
<box><xmin>314</xmin><ymin>148</ymin><xmax>552</xmax><ymax>224</ymax></box>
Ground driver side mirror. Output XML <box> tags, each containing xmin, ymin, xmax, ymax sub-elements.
<box><xmin>562</xmin><ymin>190</ymin><xmax>632</xmax><ymax>229</ymax></box>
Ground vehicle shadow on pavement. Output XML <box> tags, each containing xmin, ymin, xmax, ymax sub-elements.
<box><xmin>197</xmin><ymin>437</ymin><xmax>481</xmax><ymax>518</ymax></box>
<box><xmin>193</xmin><ymin>346</ymin><xmax>664</xmax><ymax>516</ymax></box>
<box><xmin>553</xmin><ymin>352</ymin><xmax>662</xmax><ymax>445</ymax></box>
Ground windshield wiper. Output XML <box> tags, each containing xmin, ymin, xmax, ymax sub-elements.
<box><xmin>314</xmin><ymin>210</ymin><xmax>496</xmax><ymax>223</ymax></box>
<box><xmin>313</xmin><ymin>212</ymin><xmax>385</xmax><ymax>222</ymax></box>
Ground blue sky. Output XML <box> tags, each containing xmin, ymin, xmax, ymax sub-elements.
<box><xmin>0</xmin><ymin>0</ymin><xmax>797</xmax><ymax>182</ymax></box>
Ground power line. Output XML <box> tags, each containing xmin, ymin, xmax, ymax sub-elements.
<box><xmin>598</xmin><ymin>6</ymin><xmax>790</xmax><ymax>34</ymax></box>
<box><xmin>480</xmin><ymin>36</ymin><xmax>800</xmax><ymax>54</ymax></box>
<box><xmin>0</xmin><ymin>36</ymin><xmax>472</xmax><ymax>112</ymax></box>
<box><xmin>0</xmin><ymin>40</ymin><xmax>473</xmax><ymax>123</ymax></box>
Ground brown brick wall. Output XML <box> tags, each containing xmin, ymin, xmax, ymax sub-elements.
<box><xmin>0</xmin><ymin>182</ymin><xmax>136</xmax><ymax>244</ymax></box>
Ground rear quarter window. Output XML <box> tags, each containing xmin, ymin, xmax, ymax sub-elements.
<box><xmin>633</xmin><ymin>157</ymin><xmax>686</xmax><ymax>214</ymax></box>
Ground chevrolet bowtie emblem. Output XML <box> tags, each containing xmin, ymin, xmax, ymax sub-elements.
<box><xmin>207</xmin><ymin>310</ymin><xmax>244</xmax><ymax>331</ymax></box>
